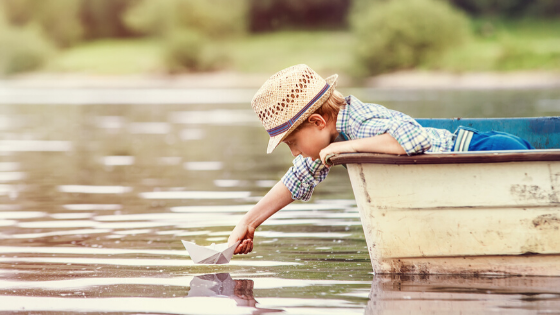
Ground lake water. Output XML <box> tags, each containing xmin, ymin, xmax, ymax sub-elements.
<box><xmin>0</xmin><ymin>88</ymin><xmax>559</xmax><ymax>314</ymax></box>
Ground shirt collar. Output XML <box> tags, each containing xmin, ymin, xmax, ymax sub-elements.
<box><xmin>336</xmin><ymin>96</ymin><xmax>351</xmax><ymax>133</ymax></box>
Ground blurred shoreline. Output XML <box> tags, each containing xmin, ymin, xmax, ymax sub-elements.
<box><xmin>2</xmin><ymin>70</ymin><xmax>560</xmax><ymax>90</ymax></box>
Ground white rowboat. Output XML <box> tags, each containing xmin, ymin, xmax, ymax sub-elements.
<box><xmin>329</xmin><ymin>148</ymin><xmax>560</xmax><ymax>275</ymax></box>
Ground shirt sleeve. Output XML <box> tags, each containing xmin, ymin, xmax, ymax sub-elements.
<box><xmin>281</xmin><ymin>155</ymin><xmax>330</xmax><ymax>201</ymax></box>
<box><xmin>354</xmin><ymin>111</ymin><xmax>432</xmax><ymax>155</ymax></box>
<box><xmin>383</xmin><ymin>118</ymin><xmax>432</xmax><ymax>155</ymax></box>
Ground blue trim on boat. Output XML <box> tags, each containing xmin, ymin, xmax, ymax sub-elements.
<box><xmin>416</xmin><ymin>117</ymin><xmax>560</xmax><ymax>149</ymax></box>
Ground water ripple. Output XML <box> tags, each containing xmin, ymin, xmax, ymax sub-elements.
<box><xmin>0</xmin><ymin>211</ymin><xmax>45</xmax><ymax>219</ymax></box>
<box><xmin>101</xmin><ymin>156</ymin><xmax>135</xmax><ymax>166</ymax></box>
<box><xmin>0</xmin><ymin>296</ymin><xmax>252</xmax><ymax>315</ymax></box>
<box><xmin>9</xmin><ymin>229</ymin><xmax>112</xmax><ymax>239</ymax></box>
<box><xmin>17</xmin><ymin>220</ymin><xmax>98</xmax><ymax>228</ymax></box>
<box><xmin>0</xmin><ymin>257</ymin><xmax>300</xmax><ymax>267</ymax></box>
<box><xmin>0</xmin><ymin>140</ymin><xmax>72</xmax><ymax>152</ymax></box>
<box><xmin>0</xmin><ymin>172</ymin><xmax>25</xmax><ymax>182</ymax></box>
<box><xmin>58</xmin><ymin>185</ymin><xmax>132</xmax><ymax>194</ymax></box>
<box><xmin>170</xmin><ymin>203</ymin><xmax>348</xmax><ymax>213</ymax></box>
<box><xmin>63</xmin><ymin>204</ymin><xmax>122</xmax><ymax>211</ymax></box>
<box><xmin>139</xmin><ymin>191</ymin><xmax>251</xmax><ymax>199</ymax></box>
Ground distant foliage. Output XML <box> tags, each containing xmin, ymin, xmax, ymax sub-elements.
<box><xmin>163</xmin><ymin>30</ymin><xmax>205</xmax><ymax>72</ymax></box>
<box><xmin>0</xmin><ymin>3</ymin><xmax>54</xmax><ymax>75</ymax></box>
<box><xmin>248</xmin><ymin>0</ymin><xmax>351</xmax><ymax>32</ymax></box>
<box><xmin>1</xmin><ymin>0</ymin><xmax>138</xmax><ymax>45</ymax></box>
<box><xmin>0</xmin><ymin>26</ymin><xmax>55</xmax><ymax>75</ymax></box>
<box><xmin>124</xmin><ymin>0</ymin><xmax>247</xmax><ymax>72</ymax></box>
<box><xmin>449</xmin><ymin>0</ymin><xmax>560</xmax><ymax>17</ymax></box>
<box><xmin>351</xmin><ymin>0</ymin><xmax>471</xmax><ymax>75</ymax></box>
<box><xmin>123</xmin><ymin>0</ymin><xmax>175</xmax><ymax>36</ymax></box>
<box><xmin>496</xmin><ymin>39</ymin><xmax>560</xmax><ymax>71</ymax></box>
<box><xmin>123</xmin><ymin>0</ymin><xmax>247</xmax><ymax>38</ymax></box>
<box><xmin>80</xmin><ymin>0</ymin><xmax>138</xmax><ymax>39</ymax></box>
<box><xmin>163</xmin><ymin>30</ymin><xmax>227</xmax><ymax>72</ymax></box>
<box><xmin>2</xmin><ymin>0</ymin><xmax>83</xmax><ymax>47</ymax></box>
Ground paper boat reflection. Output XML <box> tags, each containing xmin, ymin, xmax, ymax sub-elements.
<box><xmin>182</xmin><ymin>240</ymin><xmax>240</xmax><ymax>264</ymax></box>
<box><xmin>188</xmin><ymin>273</ymin><xmax>284</xmax><ymax>312</ymax></box>
<box><xmin>188</xmin><ymin>273</ymin><xmax>244</xmax><ymax>298</ymax></box>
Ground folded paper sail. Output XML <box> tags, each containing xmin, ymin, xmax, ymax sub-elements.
<box><xmin>182</xmin><ymin>240</ymin><xmax>240</xmax><ymax>264</ymax></box>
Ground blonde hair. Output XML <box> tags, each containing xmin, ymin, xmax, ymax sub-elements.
<box><xmin>294</xmin><ymin>90</ymin><xmax>346</xmax><ymax>131</ymax></box>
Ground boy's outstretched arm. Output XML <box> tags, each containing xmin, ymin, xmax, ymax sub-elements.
<box><xmin>228</xmin><ymin>181</ymin><xmax>294</xmax><ymax>255</ymax></box>
<box><xmin>319</xmin><ymin>133</ymin><xmax>406</xmax><ymax>165</ymax></box>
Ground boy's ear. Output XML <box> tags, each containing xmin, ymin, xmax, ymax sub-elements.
<box><xmin>307</xmin><ymin>114</ymin><xmax>327</xmax><ymax>128</ymax></box>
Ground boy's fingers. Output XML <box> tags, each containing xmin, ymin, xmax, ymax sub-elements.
<box><xmin>242</xmin><ymin>240</ymin><xmax>251</xmax><ymax>254</ymax></box>
<box><xmin>320</xmin><ymin>154</ymin><xmax>328</xmax><ymax>166</ymax></box>
<box><xmin>323</xmin><ymin>153</ymin><xmax>335</xmax><ymax>167</ymax></box>
<box><xmin>239</xmin><ymin>241</ymin><xmax>248</xmax><ymax>255</ymax></box>
<box><xmin>233</xmin><ymin>239</ymin><xmax>254</xmax><ymax>255</ymax></box>
<box><xmin>234</xmin><ymin>244</ymin><xmax>242</xmax><ymax>255</ymax></box>
<box><xmin>243</xmin><ymin>240</ymin><xmax>251</xmax><ymax>254</ymax></box>
<box><xmin>235</xmin><ymin>241</ymin><xmax>247</xmax><ymax>255</ymax></box>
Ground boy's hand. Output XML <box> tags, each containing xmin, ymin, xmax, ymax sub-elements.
<box><xmin>319</xmin><ymin>141</ymin><xmax>356</xmax><ymax>165</ymax></box>
<box><xmin>228</xmin><ymin>221</ymin><xmax>255</xmax><ymax>255</ymax></box>
<box><xmin>320</xmin><ymin>134</ymin><xmax>408</xmax><ymax>165</ymax></box>
<box><xmin>227</xmin><ymin>182</ymin><xmax>294</xmax><ymax>256</ymax></box>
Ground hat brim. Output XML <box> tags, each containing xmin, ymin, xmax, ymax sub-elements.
<box><xmin>266</xmin><ymin>74</ymin><xmax>338</xmax><ymax>154</ymax></box>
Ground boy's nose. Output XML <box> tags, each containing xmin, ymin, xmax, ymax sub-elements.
<box><xmin>289</xmin><ymin>147</ymin><xmax>300</xmax><ymax>157</ymax></box>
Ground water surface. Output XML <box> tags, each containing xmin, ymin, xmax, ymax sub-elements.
<box><xmin>0</xmin><ymin>88</ymin><xmax>559</xmax><ymax>314</ymax></box>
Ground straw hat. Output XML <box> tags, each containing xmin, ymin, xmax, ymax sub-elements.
<box><xmin>251</xmin><ymin>64</ymin><xmax>338</xmax><ymax>154</ymax></box>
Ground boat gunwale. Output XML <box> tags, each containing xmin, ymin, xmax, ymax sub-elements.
<box><xmin>328</xmin><ymin>150</ymin><xmax>560</xmax><ymax>165</ymax></box>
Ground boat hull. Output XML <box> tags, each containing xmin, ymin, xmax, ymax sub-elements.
<box><xmin>346</xmin><ymin>159</ymin><xmax>560</xmax><ymax>275</ymax></box>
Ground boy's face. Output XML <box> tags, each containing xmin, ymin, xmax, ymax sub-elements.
<box><xmin>281</xmin><ymin>114</ymin><xmax>333</xmax><ymax>160</ymax></box>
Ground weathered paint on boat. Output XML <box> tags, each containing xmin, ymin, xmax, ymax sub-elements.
<box><xmin>329</xmin><ymin>117</ymin><xmax>560</xmax><ymax>276</ymax></box>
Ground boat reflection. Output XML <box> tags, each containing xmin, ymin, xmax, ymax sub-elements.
<box><xmin>366</xmin><ymin>274</ymin><xmax>560</xmax><ymax>314</ymax></box>
<box><xmin>188</xmin><ymin>273</ymin><xmax>284</xmax><ymax>313</ymax></box>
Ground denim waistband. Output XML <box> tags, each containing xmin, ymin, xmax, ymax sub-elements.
<box><xmin>453</xmin><ymin>128</ymin><xmax>475</xmax><ymax>152</ymax></box>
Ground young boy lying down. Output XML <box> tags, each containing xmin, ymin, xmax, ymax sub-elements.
<box><xmin>228</xmin><ymin>64</ymin><xmax>533</xmax><ymax>255</ymax></box>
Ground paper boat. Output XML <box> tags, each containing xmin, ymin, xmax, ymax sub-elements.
<box><xmin>182</xmin><ymin>240</ymin><xmax>240</xmax><ymax>264</ymax></box>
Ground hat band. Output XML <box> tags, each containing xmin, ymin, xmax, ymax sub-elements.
<box><xmin>266</xmin><ymin>83</ymin><xmax>330</xmax><ymax>137</ymax></box>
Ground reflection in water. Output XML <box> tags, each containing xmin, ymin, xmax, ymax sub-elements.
<box><xmin>101</xmin><ymin>155</ymin><xmax>135</xmax><ymax>166</ymax></box>
<box><xmin>0</xmin><ymin>162</ymin><xmax>19</xmax><ymax>171</ymax></box>
<box><xmin>94</xmin><ymin>115</ymin><xmax>124</xmax><ymax>129</ymax></box>
<box><xmin>128</xmin><ymin>122</ymin><xmax>171</xmax><ymax>134</ymax></box>
<box><xmin>188</xmin><ymin>273</ymin><xmax>283</xmax><ymax>312</ymax></box>
<box><xmin>0</xmin><ymin>140</ymin><xmax>71</xmax><ymax>152</ymax></box>
<box><xmin>62</xmin><ymin>204</ymin><xmax>122</xmax><ymax>211</ymax></box>
<box><xmin>180</xmin><ymin>128</ymin><xmax>205</xmax><ymax>141</ymax></box>
<box><xmin>0</xmin><ymin>256</ymin><xmax>301</xmax><ymax>267</ymax></box>
<box><xmin>0</xmin><ymin>211</ymin><xmax>45</xmax><ymax>219</ymax></box>
<box><xmin>138</xmin><ymin>191</ymin><xmax>251</xmax><ymax>199</ymax></box>
<box><xmin>184</xmin><ymin>161</ymin><xmax>223</xmax><ymax>171</ymax></box>
<box><xmin>0</xmin><ymin>171</ymin><xmax>25</xmax><ymax>182</ymax></box>
<box><xmin>57</xmin><ymin>185</ymin><xmax>132</xmax><ymax>194</ymax></box>
<box><xmin>9</xmin><ymin>228</ymin><xmax>112</xmax><ymax>239</ymax></box>
<box><xmin>170</xmin><ymin>109</ymin><xmax>259</xmax><ymax>125</ymax></box>
<box><xmin>364</xmin><ymin>275</ymin><xmax>560</xmax><ymax>314</ymax></box>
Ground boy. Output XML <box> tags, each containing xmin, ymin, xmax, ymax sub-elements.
<box><xmin>228</xmin><ymin>64</ymin><xmax>533</xmax><ymax>255</ymax></box>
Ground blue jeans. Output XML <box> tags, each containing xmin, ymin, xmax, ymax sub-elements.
<box><xmin>453</xmin><ymin>127</ymin><xmax>535</xmax><ymax>151</ymax></box>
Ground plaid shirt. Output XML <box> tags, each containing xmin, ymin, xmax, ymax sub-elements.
<box><xmin>281</xmin><ymin>95</ymin><xmax>455</xmax><ymax>201</ymax></box>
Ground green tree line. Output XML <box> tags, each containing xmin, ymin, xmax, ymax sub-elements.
<box><xmin>0</xmin><ymin>0</ymin><xmax>558</xmax><ymax>75</ymax></box>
